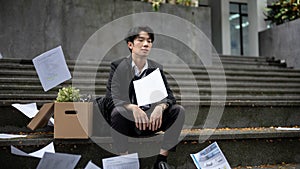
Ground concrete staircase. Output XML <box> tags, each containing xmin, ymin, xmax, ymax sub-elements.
<box><xmin>0</xmin><ymin>55</ymin><xmax>299</xmax><ymax>168</ymax></box>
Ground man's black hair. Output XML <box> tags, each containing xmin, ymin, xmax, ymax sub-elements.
<box><xmin>125</xmin><ymin>26</ymin><xmax>155</xmax><ymax>44</ymax></box>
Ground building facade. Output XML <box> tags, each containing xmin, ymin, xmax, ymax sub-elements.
<box><xmin>204</xmin><ymin>0</ymin><xmax>268</xmax><ymax>57</ymax></box>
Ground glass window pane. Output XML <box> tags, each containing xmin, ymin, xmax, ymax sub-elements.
<box><xmin>230</xmin><ymin>3</ymin><xmax>239</xmax><ymax>13</ymax></box>
<box><xmin>242</xmin><ymin>16</ymin><xmax>249</xmax><ymax>55</ymax></box>
<box><xmin>230</xmin><ymin>15</ymin><xmax>241</xmax><ymax>55</ymax></box>
<box><xmin>241</xmin><ymin>4</ymin><xmax>248</xmax><ymax>14</ymax></box>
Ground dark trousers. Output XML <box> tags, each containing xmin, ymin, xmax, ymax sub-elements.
<box><xmin>110</xmin><ymin>104</ymin><xmax>185</xmax><ymax>153</ymax></box>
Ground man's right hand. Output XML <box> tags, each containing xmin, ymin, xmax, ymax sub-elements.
<box><xmin>125</xmin><ymin>104</ymin><xmax>149</xmax><ymax>130</ymax></box>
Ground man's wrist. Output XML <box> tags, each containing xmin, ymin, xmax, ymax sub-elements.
<box><xmin>125</xmin><ymin>104</ymin><xmax>139</xmax><ymax>111</ymax></box>
<box><xmin>156</xmin><ymin>103</ymin><xmax>168</xmax><ymax>111</ymax></box>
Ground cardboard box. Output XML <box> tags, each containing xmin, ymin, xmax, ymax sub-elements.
<box><xmin>54</xmin><ymin>102</ymin><xmax>93</xmax><ymax>139</ymax></box>
<box><xmin>27</xmin><ymin>103</ymin><xmax>54</xmax><ymax>130</ymax></box>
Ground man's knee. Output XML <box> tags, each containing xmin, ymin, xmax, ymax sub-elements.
<box><xmin>111</xmin><ymin>107</ymin><xmax>128</xmax><ymax>124</ymax></box>
<box><xmin>172</xmin><ymin>104</ymin><xmax>185</xmax><ymax>119</ymax></box>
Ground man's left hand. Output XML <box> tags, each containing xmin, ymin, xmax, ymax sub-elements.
<box><xmin>149</xmin><ymin>105</ymin><xmax>163</xmax><ymax>131</ymax></box>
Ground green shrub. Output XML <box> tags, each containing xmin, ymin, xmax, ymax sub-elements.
<box><xmin>56</xmin><ymin>86</ymin><xmax>80</xmax><ymax>102</ymax></box>
<box><xmin>265</xmin><ymin>0</ymin><xmax>300</xmax><ymax>25</ymax></box>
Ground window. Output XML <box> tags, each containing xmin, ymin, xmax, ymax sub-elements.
<box><xmin>230</xmin><ymin>2</ymin><xmax>249</xmax><ymax>56</ymax></box>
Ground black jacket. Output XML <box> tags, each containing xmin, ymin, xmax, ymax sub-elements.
<box><xmin>105</xmin><ymin>56</ymin><xmax>176</xmax><ymax>109</ymax></box>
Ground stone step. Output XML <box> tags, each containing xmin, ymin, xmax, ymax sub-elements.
<box><xmin>234</xmin><ymin>164</ymin><xmax>298</xmax><ymax>169</ymax></box>
<box><xmin>0</xmin><ymin>58</ymin><xmax>295</xmax><ymax>72</ymax></box>
<box><xmin>2</xmin><ymin>99</ymin><xmax>300</xmax><ymax>106</ymax></box>
<box><xmin>1</xmin><ymin>83</ymin><xmax>300</xmax><ymax>93</ymax></box>
<box><xmin>0</xmin><ymin>56</ymin><xmax>289</xmax><ymax>69</ymax></box>
<box><xmin>1</xmin><ymin>80</ymin><xmax>300</xmax><ymax>88</ymax></box>
<box><xmin>0</xmin><ymin>55</ymin><xmax>279</xmax><ymax>65</ymax></box>
<box><xmin>2</xmin><ymin>68</ymin><xmax>300</xmax><ymax>78</ymax></box>
<box><xmin>2</xmin><ymin>75</ymin><xmax>300</xmax><ymax>84</ymax></box>
<box><xmin>1</xmin><ymin>93</ymin><xmax>300</xmax><ymax>102</ymax></box>
<box><xmin>1</xmin><ymin>101</ymin><xmax>299</xmax><ymax>130</ymax></box>
<box><xmin>0</xmin><ymin>69</ymin><xmax>300</xmax><ymax>79</ymax></box>
<box><xmin>0</xmin><ymin>60</ymin><xmax>287</xmax><ymax>73</ymax></box>
<box><xmin>0</xmin><ymin>128</ymin><xmax>299</xmax><ymax>168</ymax></box>
<box><xmin>0</xmin><ymin>61</ymin><xmax>291</xmax><ymax>72</ymax></box>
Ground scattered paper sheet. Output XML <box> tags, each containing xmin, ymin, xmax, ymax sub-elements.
<box><xmin>36</xmin><ymin>152</ymin><xmax>81</xmax><ymax>169</ymax></box>
<box><xmin>84</xmin><ymin>161</ymin><xmax>101</xmax><ymax>169</ymax></box>
<box><xmin>133</xmin><ymin>68</ymin><xmax>167</xmax><ymax>106</ymax></box>
<box><xmin>190</xmin><ymin>142</ymin><xmax>231</xmax><ymax>169</ymax></box>
<box><xmin>12</xmin><ymin>103</ymin><xmax>54</xmax><ymax>126</ymax></box>
<box><xmin>0</xmin><ymin>133</ymin><xmax>27</xmax><ymax>139</ymax></box>
<box><xmin>12</xmin><ymin>103</ymin><xmax>39</xmax><ymax>118</ymax></box>
<box><xmin>102</xmin><ymin>153</ymin><xmax>139</xmax><ymax>169</ymax></box>
<box><xmin>11</xmin><ymin>142</ymin><xmax>55</xmax><ymax>158</ymax></box>
<box><xmin>32</xmin><ymin>46</ymin><xmax>71</xmax><ymax>92</ymax></box>
<box><xmin>48</xmin><ymin>117</ymin><xmax>55</xmax><ymax>126</ymax></box>
<box><xmin>275</xmin><ymin>127</ymin><xmax>300</xmax><ymax>131</ymax></box>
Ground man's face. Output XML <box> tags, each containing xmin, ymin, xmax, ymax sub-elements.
<box><xmin>128</xmin><ymin>31</ymin><xmax>153</xmax><ymax>57</ymax></box>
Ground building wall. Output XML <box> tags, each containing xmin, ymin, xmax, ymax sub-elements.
<box><xmin>259</xmin><ymin>18</ymin><xmax>300</xmax><ymax>69</ymax></box>
<box><xmin>209</xmin><ymin>0</ymin><xmax>268</xmax><ymax>56</ymax></box>
<box><xmin>0</xmin><ymin>0</ymin><xmax>211</xmax><ymax>63</ymax></box>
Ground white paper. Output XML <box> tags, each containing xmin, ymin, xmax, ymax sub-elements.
<box><xmin>85</xmin><ymin>161</ymin><xmax>101</xmax><ymax>169</ymax></box>
<box><xmin>190</xmin><ymin>142</ymin><xmax>231</xmax><ymax>169</ymax></box>
<box><xmin>0</xmin><ymin>133</ymin><xmax>27</xmax><ymax>139</ymax></box>
<box><xmin>11</xmin><ymin>142</ymin><xmax>55</xmax><ymax>158</ymax></box>
<box><xmin>12</xmin><ymin>103</ymin><xmax>39</xmax><ymax>118</ymax></box>
<box><xmin>0</xmin><ymin>52</ymin><xmax>3</xmax><ymax>59</ymax></box>
<box><xmin>275</xmin><ymin>127</ymin><xmax>300</xmax><ymax>131</ymax></box>
<box><xmin>12</xmin><ymin>103</ymin><xmax>54</xmax><ymax>126</ymax></box>
<box><xmin>102</xmin><ymin>153</ymin><xmax>139</xmax><ymax>169</ymax></box>
<box><xmin>32</xmin><ymin>46</ymin><xmax>71</xmax><ymax>92</ymax></box>
<box><xmin>36</xmin><ymin>152</ymin><xmax>81</xmax><ymax>169</ymax></box>
<box><xmin>48</xmin><ymin>117</ymin><xmax>55</xmax><ymax>126</ymax></box>
<box><xmin>133</xmin><ymin>68</ymin><xmax>168</xmax><ymax>106</ymax></box>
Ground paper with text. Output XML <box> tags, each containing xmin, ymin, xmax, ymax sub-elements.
<box><xmin>133</xmin><ymin>68</ymin><xmax>167</xmax><ymax>106</ymax></box>
<box><xmin>33</xmin><ymin>46</ymin><xmax>71</xmax><ymax>91</ymax></box>
<box><xmin>36</xmin><ymin>152</ymin><xmax>81</xmax><ymax>169</ymax></box>
<box><xmin>102</xmin><ymin>153</ymin><xmax>139</xmax><ymax>169</ymax></box>
<box><xmin>190</xmin><ymin>142</ymin><xmax>231</xmax><ymax>169</ymax></box>
<box><xmin>12</xmin><ymin>103</ymin><xmax>39</xmax><ymax>118</ymax></box>
<box><xmin>84</xmin><ymin>161</ymin><xmax>101</xmax><ymax>169</ymax></box>
<box><xmin>11</xmin><ymin>142</ymin><xmax>55</xmax><ymax>158</ymax></box>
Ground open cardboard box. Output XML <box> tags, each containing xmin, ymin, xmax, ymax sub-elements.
<box><xmin>27</xmin><ymin>102</ymin><xmax>93</xmax><ymax>139</ymax></box>
<box><xmin>27</xmin><ymin>103</ymin><xmax>54</xmax><ymax>130</ymax></box>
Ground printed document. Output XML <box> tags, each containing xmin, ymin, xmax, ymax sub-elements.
<box><xmin>190</xmin><ymin>142</ymin><xmax>231</xmax><ymax>169</ymax></box>
<box><xmin>11</xmin><ymin>142</ymin><xmax>55</xmax><ymax>158</ymax></box>
<box><xmin>84</xmin><ymin>161</ymin><xmax>101</xmax><ymax>169</ymax></box>
<box><xmin>133</xmin><ymin>68</ymin><xmax>167</xmax><ymax>106</ymax></box>
<box><xmin>32</xmin><ymin>46</ymin><xmax>71</xmax><ymax>91</ymax></box>
<box><xmin>36</xmin><ymin>152</ymin><xmax>81</xmax><ymax>169</ymax></box>
<box><xmin>102</xmin><ymin>153</ymin><xmax>139</xmax><ymax>169</ymax></box>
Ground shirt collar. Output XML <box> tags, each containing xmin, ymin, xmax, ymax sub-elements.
<box><xmin>132</xmin><ymin>60</ymin><xmax>148</xmax><ymax>76</ymax></box>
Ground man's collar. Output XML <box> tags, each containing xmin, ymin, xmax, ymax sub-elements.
<box><xmin>132</xmin><ymin>59</ymin><xmax>148</xmax><ymax>76</ymax></box>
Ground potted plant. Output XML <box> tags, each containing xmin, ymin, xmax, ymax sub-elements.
<box><xmin>56</xmin><ymin>86</ymin><xmax>81</xmax><ymax>102</ymax></box>
<box><xmin>264</xmin><ymin>0</ymin><xmax>300</xmax><ymax>26</ymax></box>
<box><xmin>54</xmin><ymin>86</ymin><xmax>92</xmax><ymax>139</ymax></box>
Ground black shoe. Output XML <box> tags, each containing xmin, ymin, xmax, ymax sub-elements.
<box><xmin>154</xmin><ymin>161</ymin><xmax>170</xmax><ymax>169</ymax></box>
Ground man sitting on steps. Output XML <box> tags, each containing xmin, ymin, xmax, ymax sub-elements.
<box><xmin>105</xmin><ymin>25</ymin><xmax>185</xmax><ymax>169</ymax></box>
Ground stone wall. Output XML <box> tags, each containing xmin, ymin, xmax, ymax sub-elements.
<box><xmin>259</xmin><ymin>18</ymin><xmax>300</xmax><ymax>69</ymax></box>
<box><xmin>0</xmin><ymin>0</ymin><xmax>211</xmax><ymax>63</ymax></box>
